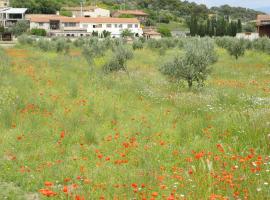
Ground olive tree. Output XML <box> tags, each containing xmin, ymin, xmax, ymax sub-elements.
<box><xmin>226</xmin><ymin>39</ymin><xmax>246</xmax><ymax>60</ymax></box>
<box><xmin>103</xmin><ymin>45</ymin><xmax>133</xmax><ymax>73</ymax></box>
<box><xmin>160</xmin><ymin>38</ymin><xmax>218</xmax><ymax>88</ymax></box>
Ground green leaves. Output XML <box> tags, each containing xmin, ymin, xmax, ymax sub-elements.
<box><xmin>160</xmin><ymin>38</ymin><xmax>218</xmax><ymax>88</ymax></box>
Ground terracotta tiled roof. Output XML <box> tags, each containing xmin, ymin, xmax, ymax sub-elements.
<box><xmin>116</xmin><ymin>10</ymin><xmax>149</xmax><ymax>16</ymax></box>
<box><xmin>27</xmin><ymin>15</ymin><xmax>139</xmax><ymax>24</ymax></box>
<box><xmin>62</xmin><ymin>6</ymin><xmax>96</xmax><ymax>12</ymax></box>
<box><xmin>77</xmin><ymin>17</ymin><xmax>139</xmax><ymax>23</ymax></box>
<box><xmin>257</xmin><ymin>15</ymin><xmax>270</xmax><ymax>20</ymax></box>
<box><xmin>257</xmin><ymin>15</ymin><xmax>270</xmax><ymax>26</ymax></box>
<box><xmin>26</xmin><ymin>15</ymin><xmax>79</xmax><ymax>23</ymax></box>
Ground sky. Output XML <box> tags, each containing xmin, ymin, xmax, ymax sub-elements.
<box><xmin>188</xmin><ymin>0</ymin><xmax>270</xmax><ymax>10</ymax></box>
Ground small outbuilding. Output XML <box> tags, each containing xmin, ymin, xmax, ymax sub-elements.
<box><xmin>257</xmin><ymin>15</ymin><xmax>270</xmax><ymax>37</ymax></box>
<box><xmin>143</xmin><ymin>30</ymin><xmax>161</xmax><ymax>39</ymax></box>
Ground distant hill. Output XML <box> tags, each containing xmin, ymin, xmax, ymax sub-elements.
<box><xmin>256</xmin><ymin>7</ymin><xmax>270</xmax><ymax>14</ymax></box>
<box><xmin>210</xmin><ymin>5</ymin><xmax>265</xmax><ymax>22</ymax></box>
<box><xmin>10</xmin><ymin>0</ymin><xmax>264</xmax><ymax>22</ymax></box>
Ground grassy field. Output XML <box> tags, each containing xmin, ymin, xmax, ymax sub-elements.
<box><xmin>0</xmin><ymin>43</ymin><xmax>269</xmax><ymax>200</ymax></box>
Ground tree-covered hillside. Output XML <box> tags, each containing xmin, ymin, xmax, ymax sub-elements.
<box><xmin>10</xmin><ymin>0</ymin><xmax>264</xmax><ymax>21</ymax></box>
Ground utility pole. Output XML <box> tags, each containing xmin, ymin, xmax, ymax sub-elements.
<box><xmin>80</xmin><ymin>0</ymin><xmax>85</xmax><ymax>17</ymax></box>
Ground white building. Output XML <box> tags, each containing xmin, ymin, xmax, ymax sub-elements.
<box><xmin>236</xmin><ymin>32</ymin><xmax>259</xmax><ymax>41</ymax></box>
<box><xmin>0</xmin><ymin>0</ymin><xmax>9</xmax><ymax>8</ymax></box>
<box><xmin>27</xmin><ymin>15</ymin><xmax>143</xmax><ymax>38</ymax></box>
<box><xmin>61</xmin><ymin>6</ymin><xmax>110</xmax><ymax>18</ymax></box>
<box><xmin>0</xmin><ymin>7</ymin><xmax>27</xmax><ymax>28</ymax></box>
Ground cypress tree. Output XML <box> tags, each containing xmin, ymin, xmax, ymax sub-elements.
<box><xmin>237</xmin><ymin>19</ymin><xmax>242</xmax><ymax>33</ymax></box>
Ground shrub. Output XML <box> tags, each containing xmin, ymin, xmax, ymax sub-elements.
<box><xmin>157</xmin><ymin>27</ymin><xmax>171</xmax><ymax>37</ymax></box>
<box><xmin>59</xmin><ymin>10</ymin><xmax>72</xmax><ymax>17</ymax></box>
<box><xmin>121</xmin><ymin>29</ymin><xmax>134</xmax><ymax>38</ymax></box>
<box><xmin>18</xmin><ymin>35</ymin><xmax>35</xmax><ymax>45</ymax></box>
<box><xmin>37</xmin><ymin>39</ymin><xmax>52</xmax><ymax>51</ymax></box>
<box><xmin>101</xmin><ymin>30</ymin><xmax>111</xmax><ymax>38</ymax></box>
<box><xmin>73</xmin><ymin>38</ymin><xmax>85</xmax><ymax>47</ymax></box>
<box><xmin>92</xmin><ymin>31</ymin><xmax>99</xmax><ymax>37</ymax></box>
<box><xmin>103</xmin><ymin>45</ymin><xmax>133</xmax><ymax>73</ymax></box>
<box><xmin>215</xmin><ymin>37</ymin><xmax>233</xmax><ymax>49</ymax></box>
<box><xmin>82</xmin><ymin>38</ymin><xmax>107</xmax><ymax>67</ymax></box>
<box><xmin>160</xmin><ymin>38</ymin><xmax>218</xmax><ymax>88</ymax></box>
<box><xmin>10</xmin><ymin>20</ymin><xmax>29</xmax><ymax>37</ymax></box>
<box><xmin>226</xmin><ymin>39</ymin><xmax>246</xmax><ymax>60</ymax></box>
<box><xmin>132</xmin><ymin>40</ymin><xmax>144</xmax><ymax>50</ymax></box>
<box><xmin>31</xmin><ymin>28</ymin><xmax>46</xmax><ymax>36</ymax></box>
<box><xmin>55</xmin><ymin>38</ymin><xmax>70</xmax><ymax>54</ymax></box>
<box><xmin>0</xmin><ymin>26</ymin><xmax>4</xmax><ymax>33</ymax></box>
<box><xmin>252</xmin><ymin>37</ymin><xmax>270</xmax><ymax>54</ymax></box>
<box><xmin>147</xmin><ymin>39</ymin><xmax>163</xmax><ymax>49</ymax></box>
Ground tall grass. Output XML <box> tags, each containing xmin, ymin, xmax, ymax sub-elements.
<box><xmin>0</xmin><ymin>41</ymin><xmax>269</xmax><ymax>199</ymax></box>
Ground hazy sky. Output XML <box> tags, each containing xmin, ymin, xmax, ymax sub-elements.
<box><xmin>188</xmin><ymin>0</ymin><xmax>269</xmax><ymax>9</ymax></box>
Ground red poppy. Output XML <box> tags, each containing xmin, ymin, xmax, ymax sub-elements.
<box><xmin>63</xmin><ymin>186</ymin><xmax>68</xmax><ymax>193</ymax></box>
<box><xmin>39</xmin><ymin>189</ymin><xmax>57</xmax><ymax>197</ymax></box>
<box><xmin>60</xmin><ymin>131</ymin><xmax>65</xmax><ymax>139</ymax></box>
<box><xmin>152</xmin><ymin>192</ymin><xmax>158</xmax><ymax>197</ymax></box>
<box><xmin>44</xmin><ymin>181</ymin><xmax>53</xmax><ymax>187</ymax></box>
<box><xmin>75</xmin><ymin>195</ymin><xmax>85</xmax><ymax>200</ymax></box>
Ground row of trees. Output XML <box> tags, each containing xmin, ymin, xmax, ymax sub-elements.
<box><xmin>189</xmin><ymin>16</ymin><xmax>242</xmax><ymax>37</ymax></box>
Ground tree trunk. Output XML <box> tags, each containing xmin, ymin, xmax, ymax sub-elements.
<box><xmin>188</xmin><ymin>79</ymin><xmax>193</xmax><ymax>89</ymax></box>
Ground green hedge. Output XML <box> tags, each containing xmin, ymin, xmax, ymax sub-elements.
<box><xmin>31</xmin><ymin>28</ymin><xmax>47</xmax><ymax>36</ymax></box>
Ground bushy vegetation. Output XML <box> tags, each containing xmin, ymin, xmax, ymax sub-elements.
<box><xmin>160</xmin><ymin>38</ymin><xmax>217</xmax><ymax>88</ymax></box>
<box><xmin>132</xmin><ymin>39</ymin><xmax>144</xmax><ymax>50</ymax></box>
<box><xmin>253</xmin><ymin>37</ymin><xmax>270</xmax><ymax>54</ymax></box>
<box><xmin>31</xmin><ymin>28</ymin><xmax>47</xmax><ymax>36</ymax></box>
<box><xmin>121</xmin><ymin>29</ymin><xmax>134</xmax><ymax>38</ymax></box>
<box><xmin>157</xmin><ymin>27</ymin><xmax>172</xmax><ymax>37</ymax></box>
<box><xmin>9</xmin><ymin>20</ymin><xmax>29</xmax><ymax>37</ymax></box>
<box><xmin>227</xmin><ymin>39</ymin><xmax>246</xmax><ymax>60</ymax></box>
<box><xmin>215</xmin><ymin>37</ymin><xmax>270</xmax><ymax>56</ymax></box>
<box><xmin>103</xmin><ymin>45</ymin><xmax>133</xmax><ymax>72</ymax></box>
<box><xmin>0</xmin><ymin>47</ymin><xmax>10</xmax><ymax>74</ymax></box>
<box><xmin>189</xmin><ymin>16</ymin><xmax>242</xmax><ymax>37</ymax></box>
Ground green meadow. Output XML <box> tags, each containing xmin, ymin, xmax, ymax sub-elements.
<box><xmin>0</xmin><ymin>41</ymin><xmax>269</xmax><ymax>200</ymax></box>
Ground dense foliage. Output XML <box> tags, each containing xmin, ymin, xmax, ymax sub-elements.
<box><xmin>10</xmin><ymin>0</ymin><xmax>263</xmax><ymax>23</ymax></box>
<box><xmin>160</xmin><ymin>38</ymin><xmax>218</xmax><ymax>88</ymax></box>
<box><xmin>31</xmin><ymin>28</ymin><xmax>47</xmax><ymax>36</ymax></box>
<box><xmin>189</xmin><ymin>16</ymin><xmax>242</xmax><ymax>37</ymax></box>
<box><xmin>210</xmin><ymin>5</ymin><xmax>264</xmax><ymax>22</ymax></box>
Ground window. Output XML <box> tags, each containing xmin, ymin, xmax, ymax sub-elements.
<box><xmin>38</xmin><ymin>22</ymin><xmax>44</xmax><ymax>26</ymax></box>
<box><xmin>119</xmin><ymin>24</ymin><xmax>123</xmax><ymax>28</ymax></box>
<box><xmin>114</xmin><ymin>24</ymin><xmax>117</xmax><ymax>28</ymax></box>
<box><xmin>128</xmin><ymin>24</ymin><xmax>133</xmax><ymax>28</ymax></box>
<box><xmin>106</xmin><ymin>24</ymin><xmax>112</xmax><ymax>28</ymax></box>
<box><xmin>135</xmin><ymin>24</ymin><xmax>138</xmax><ymax>28</ymax></box>
<box><xmin>64</xmin><ymin>22</ymin><xmax>76</xmax><ymax>27</ymax></box>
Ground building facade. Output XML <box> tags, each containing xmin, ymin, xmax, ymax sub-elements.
<box><xmin>0</xmin><ymin>0</ymin><xmax>9</xmax><ymax>8</ymax></box>
<box><xmin>61</xmin><ymin>6</ymin><xmax>110</xmax><ymax>18</ymax></box>
<box><xmin>257</xmin><ymin>15</ymin><xmax>270</xmax><ymax>37</ymax></box>
<box><xmin>27</xmin><ymin>15</ymin><xmax>143</xmax><ymax>38</ymax></box>
<box><xmin>0</xmin><ymin>8</ymin><xmax>27</xmax><ymax>28</ymax></box>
